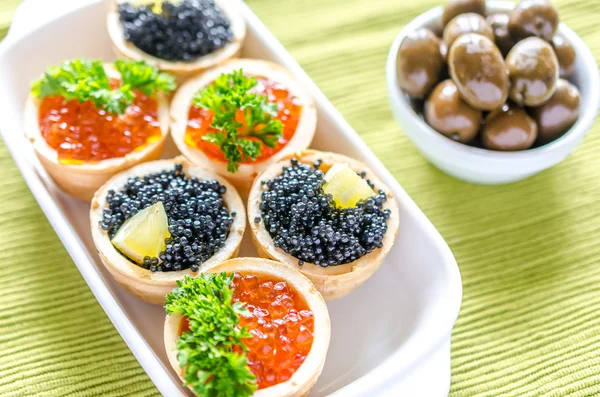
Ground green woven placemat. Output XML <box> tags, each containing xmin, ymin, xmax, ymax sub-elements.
<box><xmin>1</xmin><ymin>0</ymin><xmax>599</xmax><ymax>396</ymax></box>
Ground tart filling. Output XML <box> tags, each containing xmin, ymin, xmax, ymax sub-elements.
<box><xmin>167</xmin><ymin>273</ymin><xmax>258</xmax><ymax>395</ymax></box>
<box><xmin>101</xmin><ymin>163</ymin><xmax>235</xmax><ymax>272</ymax></box>
<box><xmin>107</xmin><ymin>0</ymin><xmax>246</xmax><ymax>82</ymax></box>
<box><xmin>163</xmin><ymin>258</ymin><xmax>330</xmax><ymax>397</ymax></box>
<box><xmin>171</xmin><ymin>273</ymin><xmax>314</xmax><ymax>392</ymax></box>
<box><xmin>230</xmin><ymin>272</ymin><xmax>314</xmax><ymax>389</ymax></box>
<box><xmin>257</xmin><ymin>158</ymin><xmax>391</xmax><ymax>267</ymax></box>
<box><xmin>185</xmin><ymin>73</ymin><xmax>302</xmax><ymax>168</ymax></box>
<box><xmin>170</xmin><ymin>59</ymin><xmax>317</xmax><ymax>196</ymax></box>
<box><xmin>38</xmin><ymin>79</ymin><xmax>162</xmax><ymax>164</ymax></box>
<box><xmin>32</xmin><ymin>58</ymin><xmax>174</xmax><ymax>164</ymax></box>
<box><xmin>118</xmin><ymin>0</ymin><xmax>233</xmax><ymax>62</ymax></box>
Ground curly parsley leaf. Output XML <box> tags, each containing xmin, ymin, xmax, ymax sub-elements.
<box><xmin>115</xmin><ymin>59</ymin><xmax>176</xmax><ymax>96</ymax></box>
<box><xmin>31</xmin><ymin>58</ymin><xmax>175</xmax><ymax>114</ymax></box>
<box><xmin>165</xmin><ymin>274</ymin><xmax>257</xmax><ymax>397</ymax></box>
<box><xmin>193</xmin><ymin>69</ymin><xmax>283</xmax><ymax>173</ymax></box>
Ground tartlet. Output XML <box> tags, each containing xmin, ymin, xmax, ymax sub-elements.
<box><xmin>248</xmin><ymin>150</ymin><xmax>400</xmax><ymax>300</ymax></box>
<box><xmin>107</xmin><ymin>0</ymin><xmax>246</xmax><ymax>83</ymax></box>
<box><xmin>163</xmin><ymin>257</ymin><xmax>331</xmax><ymax>397</ymax></box>
<box><xmin>90</xmin><ymin>157</ymin><xmax>245</xmax><ymax>304</ymax></box>
<box><xmin>170</xmin><ymin>58</ymin><xmax>317</xmax><ymax>196</ymax></box>
<box><xmin>24</xmin><ymin>63</ymin><xmax>170</xmax><ymax>201</ymax></box>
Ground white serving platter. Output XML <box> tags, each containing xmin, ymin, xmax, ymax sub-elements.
<box><xmin>0</xmin><ymin>0</ymin><xmax>462</xmax><ymax>396</ymax></box>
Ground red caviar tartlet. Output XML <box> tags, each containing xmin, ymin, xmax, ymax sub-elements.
<box><xmin>248</xmin><ymin>150</ymin><xmax>400</xmax><ymax>300</ymax></box>
<box><xmin>107</xmin><ymin>0</ymin><xmax>246</xmax><ymax>83</ymax></box>
<box><xmin>24</xmin><ymin>59</ymin><xmax>173</xmax><ymax>201</ymax></box>
<box><xmin>163</xmin><ymin>257</ymin><xmax>330</xmax><ymax>397</ymax></box>
<box><xmin>90</xmin><ymin>157</ymin><xmax>245</xmax><ymax>304</ymax></box>
<box><xmin>171</xmin><ymin>59</ymin><xmax>317</xmax><ymax>196</ymax></box>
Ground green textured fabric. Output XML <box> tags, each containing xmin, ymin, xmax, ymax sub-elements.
<box><xmin>1</xmin><ymin>0</ymin><xmax>600</xmax><ymax>396</ymax></box>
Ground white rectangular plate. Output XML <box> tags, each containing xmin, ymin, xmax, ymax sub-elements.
<box><xmin>0</xmin><ymin>0</ymin><xmax>462</xmax><ymax>395</ymax></box>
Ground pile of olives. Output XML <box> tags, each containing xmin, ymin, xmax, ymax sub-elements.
<box><xmin>396</xmin><ymin>0</ymin><xmax>581</xmax><ymax>151</ymax></box>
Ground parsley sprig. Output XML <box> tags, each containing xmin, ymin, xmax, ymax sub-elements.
<box><xmin>31</xmin><ymin>58</ymin><xmax>175</xmax><ymax>114</ymax></box>
<box><xmin>165</xmin><ymin>274</ymin><xmax>257</xmax><ymax>397</ymax></box>
<box><xmin>193</xmin><ymin>69</ymin><xmax>283</xmax><ymax>173</ymax></box>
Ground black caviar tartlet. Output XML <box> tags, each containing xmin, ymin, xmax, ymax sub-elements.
<box><xmin>90</xmin><ymin>157</ymin><xmax>245</xmax><ymax>304</ymax></box>
<box><xmin>107</xmin><ymin>0</ymin><xmax>246</xmax><ymax>82</ymax></box>
<box><xmin>248</xmin><ymin>150</ymin><xmax>400</xmax><ymax>300</ymax></box>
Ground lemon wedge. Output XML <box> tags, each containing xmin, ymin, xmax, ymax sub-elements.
<box><xmin>112</xmin><ymin>202</ymin><xmax>170</xmax><ymax>264</ymax></box>
<box><xmin>133</xmin><ymin>0</ymin><xmax>163</xmax><ymax>13</ymax></box>
<box><xmin>323</xmin><ymin>163</ymin><xmax>375</xmax><ymax>208</ymax></box>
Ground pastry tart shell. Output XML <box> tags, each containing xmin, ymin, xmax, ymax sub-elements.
<box><xmin>107</xmin><ymin>0</ymin><xmax>246</xmax><ymax>84</ymax></box>
<box><xmin>90</xmin><ymin>157</ymin><xmax>246</xmax><ymax>305</ymax></box>
<box><xmin>170</xmin><ymin>58</ymin><xmax>317</xmax><ymax>197</ymax></box>
<box><xmin>24</xmin><ymin>63</ymin><xmax>170</xmax><ymax>201</ymax></box>
<box><xmin>163</xmin><ymin>257</ymin><xmax>331</xmax><ymax>397</ymax></box>
<box><xmin>247</xmin><ymin>150</ymin><xmax>400</xmax><ymax>300</ymax></box>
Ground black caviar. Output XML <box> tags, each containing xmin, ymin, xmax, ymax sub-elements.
<box><xmin>259</xmin><ymin>159</ymin><xmax>391</xmax><ymax>267</ymax></box>
<box><xmin>101</xmin><ymin>164</ymin><xmax>233</xmax><ymax>272</ymax></box>
<box><xmin>118</xmin><ymin>0</ymin><xmax>233</xmax><ymax>62</ymax></box>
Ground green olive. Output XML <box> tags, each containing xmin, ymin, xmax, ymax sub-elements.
<box><xmin>551</xmin><ymin>34</ymin><xmax>576</xmax><ymax>78</ymax></box>
<box><xmin>448</xmin><ymin>33</ymin><xmax>509</xmax><ymax>111</ymax></box>
<box><xmin>506</xmin><ymin>37</ymin><xmax>559</xmax><ymax>106</ymax></box>
<box><xmin>397</xmin><ymin>28</ymin><xmax>445</xmax><ymax>98</ymax></box>
<box><xmin>508</xmin><ymin>0</ymin><xmax>559</xmax><ymax>41</ymax></box>
<box><xmin>487</xmin><ymin>13</ymin><xmax>515</xmax><ymax>56</ymax></box>
<box><xmin>533</xmin><ymin>79</ymin><xmax>580</xmax><ymax>144</ymax></box>
<box><xmin>442</xmin><ymin>0</ymin><xmax>486</xmax><ymax>27</ymax></box>
<box><xmin>482</xmin><ymin>103</ymin><xmax>538</xmax><ymax>150</ymax></box>
<box><xmin>425</xmin><ymin>79</ymin><xmax>482</xmax><ymax>143</ymax></box>
<box><xmin>443</xmin><ymin>13</ymin><xmax>495</xmax><ymax>49</ymax></box>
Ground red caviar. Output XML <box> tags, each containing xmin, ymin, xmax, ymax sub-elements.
<box><xmin>178</xmin><ymin>272</ymin><xmax>314</xmax><ymax>390</ymax></box>
<box><xmin>185</xmin><ymin>76</ymin><xmax>302</xmax><ymax>164</ymax></box>
<box><xmin>38</xmin><ymin>79</ymin><xmax>162</xmax><ymax>163</ymax></box>
<box><xmin>231</xmin><ymin>273</ymin><xmax>314</xmax><ymax>389</ymax></box>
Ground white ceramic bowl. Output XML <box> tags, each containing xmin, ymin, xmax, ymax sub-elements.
<box><xmin>387</xmin><ymin>1</ymin><xmax>600</xmax><ymax>184</ymax></box>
